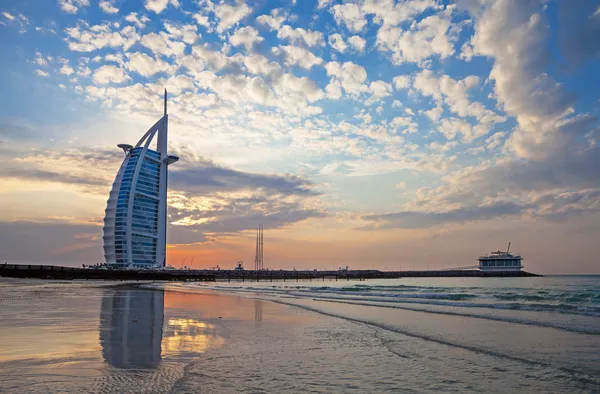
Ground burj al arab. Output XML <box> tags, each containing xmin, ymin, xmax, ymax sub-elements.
<box><xmin>102</xmin><ymin>90</ymin><xmax>178</xmax><ymax>268</ymax></box>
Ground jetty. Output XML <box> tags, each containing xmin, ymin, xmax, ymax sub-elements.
<box><xmin>0</xmin><ymin>263</ymin><xmax>541</xmax><ymax>282</ymax></box>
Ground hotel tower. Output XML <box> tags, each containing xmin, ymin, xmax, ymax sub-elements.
<box><xmin>102</xmin><ymin>90</ymin><xmax>178</xmax><ymax>268</ymax></box>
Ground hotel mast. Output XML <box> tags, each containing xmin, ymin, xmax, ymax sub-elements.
<box><xmin>102</xmin><ymin>90</ymin><xmax>178</xmax><ymax>268</ymax></box>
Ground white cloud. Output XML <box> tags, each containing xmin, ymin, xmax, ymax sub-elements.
<box><xmin>141</xmin><ymin>32</ymin><xmax>185</xmax><ymax>57</ymax></box>
<box><xmin>438</xmin><ymin>117</ymin><xmax>489</xmax><ymax>142</ymax></box>
<box><xmin>59</xmin><ymin>65</ymin><xmax>74</xmax><ymax>75</ymax></box>
<box><xmin>317</xmin><ymin>0</ymin><xmax>331</xmax><ymax>9</ymax></box>
<box><xmin>424</xmin><ymin>105</ymin><xmax>443</xmax><ymax>121</ymax></box>
<box><xmin>376</xmin><ymin>7</ymin><xmax>457</xmax><ymax>64</ymax></box>
<box><xmin>391</xmin><ymin>116</ymin><xmax>418</xmax><ymax>134</ymax></box>
<box><xmin>193</xmin><ymin>13</ymin><xmax>211</xmax><ymax>30</ymax></box>
<box><xmin>144</xmin><ymin>0</ymin><xmax>179</xmax><ymax>14</ymax></box>
<box><xmin>34</xmin><ymin>51</ymin><xmax>48</xmax><ymax>66</ymax></box>
<box><xmin>325</xmin><ymin>61</ymin><xmax>368</xmax><ymax>97</ymax></box>
<box><xmin>65</xmin><ymin>22</ymin><xmax>140</xmax><ymax>52</ymax></box>
<box><xmin>99</xmin><ymin>0</ymin><xmax>118</xmax><ymax>14</ymax></box>
<box><xmin>214</xmin><ymin>0</ymin><xmax>252</xmax><ymax>33</ymax></box>
<box><xmin>242</xmin><ymin>53</ymin><xmax>281</xmax><ymax>76</ymax></box>
<box><xmin>164</xmin><ymin>22</ymin><xmax>199</xmax><ymax>44</ymax></box>
<box><xmin>329</xmin><ymin>0</ymin><xmax>438</xmax><ymax>33</ymax></box>
<box><xmin>125</xmin><ymin>13</ymin><xmax>150</xmax><ymax>29</ymax></box>
<box><xmin>328</xmin><ymin>33</ymin><xmax>348</xmax><ymax>53</ymax></box>
<box><xmin>413</xmin><ymin>69</ymin><xmax>504</xmax><ymax>124</ymax></box>
<box><xmin>256</xmin><ymin>8</ymin><xmax>287</xmax><ymax>31</ymax></box>
<box><xmin>331</xmin><ymin>3</ymin><xmax>367</xmax><ymax>33</ymax></box>
<box><xmin>93</xmin><ymin>65</ymin><xmax>130</xmax><ymax>85</ymax></box>
<box><xmin>348</xmin><ymin>35</ymin><xmax>366</xmax><ymax>52</ymax></box>
<box><xmin>126</xmin><ymin>52</ymin><xmax>172</xmax><ymax>77</ymax></box>
<box><xmin>272</xmin><ymin>45</ymin><xmax>323</xmax><ymax>70</ymax></box>
<box><xmin>191</xmin><ymin>44</ymin><xmax>239</xmax><ymax>72</ymax></box>
<box><xmin>229</xmin><ymin>26</ymin><xmax>263</xmax><ymax>52</ymax></box>
<box><xmin>35</xmin><ymin>69</ymin><xmax>49</xmax><ymax>77</ymax></box>
<box><xmin>366</xmin><ymin>80</ymin><xmax>393</xmax><ymax>105</ymax></box>
<box><xmin>58</xmin><ymin>0</ymin><xmax>89</xmax><ymax>14</ymax></box>
<box><xmin>392</xmin><ymin>75</ymin><xmax>410</xmax><ymax>89</ymax></box>
<box><xmin>277</xmin><ymin>25</ymin><xmax>324</xmax><ymax>47</ymax></box>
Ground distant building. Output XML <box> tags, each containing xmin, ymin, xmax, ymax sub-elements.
<box><xmin>102</xmin><ymin>90</ymin><xmax>178</xmax><ymax>268</ymax></box>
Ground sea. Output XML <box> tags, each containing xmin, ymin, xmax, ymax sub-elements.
<box><xmin>0</xmin><ymin>275</ymin><xmax>598</xmax><ymax>393</ymax></box>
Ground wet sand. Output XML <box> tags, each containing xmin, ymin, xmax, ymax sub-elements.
<box><xmin>0</xmin><ymin>279</ymin><xmax>316</xmax><ymax>393</ymax></box>
<box><xmin>1</xmin><ymin>278</ymin><xmax>599</xmax><ymax>393</ymax></box>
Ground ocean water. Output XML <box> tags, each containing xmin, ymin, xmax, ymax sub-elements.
<box><xmin>0</xmin><ymin>276</ymin><xmax>598</xmax><ymax>393</ymax></box>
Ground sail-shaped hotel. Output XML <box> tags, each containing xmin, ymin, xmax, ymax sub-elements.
<box><xmin>102</xmin><ymin>91</ymin><xmax>178</xmax><ymax>268</ymax></box>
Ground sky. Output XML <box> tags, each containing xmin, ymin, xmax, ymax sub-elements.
<box><xmin>0</xmin><ymin>0</ymin><xmax>599</xmax><ymax>274</ymax></box>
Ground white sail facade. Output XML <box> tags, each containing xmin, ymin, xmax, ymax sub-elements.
<box><xmin>102</xmin><ymin>91</ymin><xmax>178</xmax><ymax>268</ymax></box>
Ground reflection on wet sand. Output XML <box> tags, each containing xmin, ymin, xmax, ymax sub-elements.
<box><xmin>99</xmin><ymin>288</ymin><xmax>164</xmax><ymax>369</ymax></box>
<box><xmin>100</xmin><ymin>288</ymin><xmax>233</xmax><ymax>369</ymax></box>
<box><xmin>254</xmin><ymin>299</ymin><xmax>263</xmax><ymax>326</ymax></box>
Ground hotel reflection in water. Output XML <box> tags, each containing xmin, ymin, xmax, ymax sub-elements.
<box><xmin>99</xmin><ymin>289</ymin><xmax>247</xmax><ymax>369</ymax></box>
<box><xmin>99</xmin><ymin>289</ymin><xmax>164</xmax><ymax>369</ymax></box>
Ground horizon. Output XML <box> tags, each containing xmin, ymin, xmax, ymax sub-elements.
<box><xmin>1</xmin><ymin>0</ymin><xmax>599</xmax><ymax>275</ymax></box>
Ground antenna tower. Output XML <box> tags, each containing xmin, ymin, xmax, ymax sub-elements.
<box><xmin>254</xmin><ymin>224</ymin><xmax>265</xmax><ymax>270</ymax></box>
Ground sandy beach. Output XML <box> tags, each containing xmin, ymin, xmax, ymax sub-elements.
<box><xmin>0</xmin><ymin>278</ymin><xmax>599</xmax><ymax>393</ymax></box>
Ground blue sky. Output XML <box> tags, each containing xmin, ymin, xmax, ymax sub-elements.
<box><xmin>0</xmin><ymin>0</ymin><xmax>599</xmax><ymax>273</ymax></box>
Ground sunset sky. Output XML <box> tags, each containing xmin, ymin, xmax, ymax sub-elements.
<box><xmin>0</xmin><ymin>0</ymin><xmax>599</xmax><ymax>274</ymax></box>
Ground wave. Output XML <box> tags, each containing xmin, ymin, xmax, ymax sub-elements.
<box><xmin>259</xmin><ymin>296</ymin><xmax>600</xmax><ymax>386</ymax></box>
<box><xmin>214</xmin><ymin>285</ymin><xmax>600</xmax><ymax>317</ymax></box>
<box><xmin>308</xmin><ymin>298</ymin><xmax>600</xmax><ymax>335</ymax></box>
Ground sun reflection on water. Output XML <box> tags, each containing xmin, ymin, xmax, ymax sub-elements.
<box><xmin>162</xmin><ymin>318</ymin><xmax>226</xmax><ymax>356</ymax></box>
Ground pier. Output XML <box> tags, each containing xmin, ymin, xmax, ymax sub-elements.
<box><xmin>1</xmin><ymin>263</ymin><xmax>541</xmax><ymax>282</ymax></box>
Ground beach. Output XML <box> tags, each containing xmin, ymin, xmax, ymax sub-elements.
<box><xmin>0</xmin><ymin>277</ymin><xmax>598</xmax><ymax>393</ymax></box>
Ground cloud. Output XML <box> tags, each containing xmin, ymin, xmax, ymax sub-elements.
<box><xmin>0</xmin><ymin>166</ymin><xmax>109</xmax><ymax>187</ymax></box>
<box><xmin>58</xmin><ymin>0</ymin><xmax>89</xmax><ymax>14</ymax></box>
<box><xmin>348</xmin><ymin>35</ymin><xmax>366</xmax><ymax>52</ymax></box>
<box><xmin>256</xmin><ymin>8</ymin><xmax>287</xmax><ymax>30</ymax></box>
<box><xmin>376</xmin><ymin>7</ymin><xmax>457</xmax><ymax>64</ymax></box>
<box><xmin>329</xmin><ymin>0</ymin><xmax>438</xmax><ymax>32</ymax></box>
<box><xmin>162</xmin><ymin>155</ymin><xmax>325</xmax><ymax>236</ymax></box>
<box><xmin>413</xmin><ymin>69</ymin><xmax>505</xmax><ymax>125</ymax></box>
<box><xmin>272</xmin><ymin>45</ymin><xmax>323</xmax><ymax>70</ymax></box>
<box><xmin>366</xmin><ymin>80</ymin><xmax>393</xmax><ymax>105</ymax></box>
<box><xmin>126</xmin><ymin>52</ymin><xmax>173</xmax><ymax>77</ymax></box>
<box><xmin>328</xmin><ymin>33</ymin><xmax>348</xmax><ymax>53</ymax></box>
<box><xmin>325</xmin><ymin>61</ymin><xmax>368</xmax><ymax>96</ymax></box>
<box><xmin>65</xmin><ymin>21</ymin><xmax>140</xmax><ymax>52</ymax></box>
<box><xmin>99</xmin><ymin>0</ymin><xmax>119</xmax><ymax>14</ymax></box>
<box><xmin>163</xmin><ymin>22</ymin><xmax>199</xmax><ymax>44</ymax></box>
<box><xmin>276</xmin><ymin>25</ymin><xmax>325</xmax><ymax>47</ymax></box>
<box><xmin>93</xmin><ymin>65</ymin><xmax>130</xmax><ymax>85</ymax></box>
<box><xmin>214</xmin><ymin>0</ymin><xmax>252</xmax><ymax>33</ymax></box>
<box><xmin>35</xmin><ymin>69</ymin><xmax>49</xmax><ymax>77</ymax></box>
<box><xmin>0</xmin><ymin>122</ymin><xmax>41</xmax><ymax>142</ymax></box>
<box><xmin>2</xmin><ymin>12</ymin><xmax>14</xmax><ymax>21</ymax></box>
<box><xmin>144</xmin><ymin>0</ymin><xmax>179</xmax><ymax>14</ymax></box>
<box><xmin>125</xmin><ymin>12</ymin><xmax>150</xmax><ymax>29</ymax></box>
<box><xmin>141</xmin><ymin>32</ymin><xmax>186</xmax><ymax>57</ymax></box>
<box><xmin>2</xmin><ymin>11</ymin><xmax>29</xmax><ymax>33</ymax></box>
<box><xmin>362</xmin><ymin>201</ymin><xmax>527</xmax><ymax>229</ymax></box>
<box><xmin>0</xmin><ymin>220</ymin><xmax>103</xmax><ymax>263</ymax></box>
<box><xmin>331</xmin><ymin>3</ymin><xmax>367</xmax><ymax>33</ymax></box>
<box><xmin>170</xmin><ymin>157</ymin><xmax>319</xmax><ymax>197</ymax></box>
<box><xmin>393</xmin><ymin>75</ymin><xmax>410</xmax><ymax>89</ymax></box>
<box><xmin>229</xmin><ymin>26</ymin><xmax>263</xmax><ymax>52</ymax></box>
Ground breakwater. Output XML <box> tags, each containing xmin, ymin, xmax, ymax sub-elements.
<box><xmin>0</xmin><ymin>263</ymin><xmax>541</xmax><ymax>281</ymax></box>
